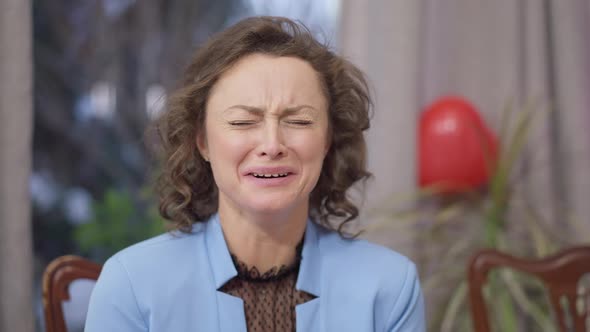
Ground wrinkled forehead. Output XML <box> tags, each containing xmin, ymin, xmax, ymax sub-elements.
<box><xmin>206</xmin><ymin>53</ymin><xmax>328</xmax><ymax>112</ymax></box>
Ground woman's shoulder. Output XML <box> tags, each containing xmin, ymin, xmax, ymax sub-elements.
<box><xmin>109</xmin><ymin>222</ymin><xmax>208</xmax><ymax>271</ymax></box>
<box><xmin>86</xmin><ymin>223</ymin><xmax>216</xmax><ymax>331</ymax></box>
<box><xmin>317</xmin><ymin>228</ymin><xmax>419</xmax><ymax>293</ymax></box>
<box><xmin>316</xmin><ymin>228</ymin><xmax>424</xmax><ymax>329</ymax></box>
<box><xmin>318</xmin><ymin>227</ymin><xmax>414</xmax><ymax>272</ymax></box>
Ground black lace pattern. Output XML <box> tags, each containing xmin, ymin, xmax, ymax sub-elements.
<box><xmin>219</xmin><ymin>239</ymin><xmax>315</xmax><ymax>332</ymax></box>
<box><xmin>229</xmin><ymin>240</ymin><xmax>303</xmax><ymax>282</ymax></box>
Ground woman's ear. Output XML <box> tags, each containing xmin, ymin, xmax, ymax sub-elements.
<box><xmin>196</xmin><ymin>133</ymin><xmax>209</xmax><ymax>162</ymax></box>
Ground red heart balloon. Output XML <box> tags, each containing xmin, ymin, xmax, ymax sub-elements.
<box><xmin>419</xmin><ymin>96</ymin><xmax>498</xmax><ymax>193</ymax></box>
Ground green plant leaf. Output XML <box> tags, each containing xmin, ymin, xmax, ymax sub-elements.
<box><xmin>440</xmin><ymin>281</ymin><xmax>467</xmax><ymax>332</ymax></box>
<box><xmin>73</xmin><ymin>188</ymin><xmax>166</xmax><ymax>262</ymax></box>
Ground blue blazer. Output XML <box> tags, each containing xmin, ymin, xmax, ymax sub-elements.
<box><xmin>85</xmin><ymin>214</ymin><xmax>425</xmax><ymax>331</ymax></box>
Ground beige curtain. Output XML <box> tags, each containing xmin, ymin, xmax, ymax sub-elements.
<box><xmin>0</xmin><ymin>0</ymin><xmax>34</xmax><ymax>331</ymax></box>
<box><xmin>420</xmin><ymin>0</ymin><xmax>590</xmax><ymax>241</ymax></box>
<box><xmin>339</xmin><ymin>0</ymin><xmax>422</xmax><ymax>249</ymax></box>
<box><xmin>340</xmin><ymin>0</ymin><xmax>590</xmax><ymax>329</ymax></box>
<box><xmin>340</xmin><ymin>0</ymin><xmax>590</xmax><ymax>249</ymax></box>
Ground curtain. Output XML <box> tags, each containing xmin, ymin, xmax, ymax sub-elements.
<box><xmin>340</xmin><ymin>0</ymin><xmax>590</xmax><ymax>253</ymax></box>
<box><xmin>340</xmin><ymin>0</ymin><xmax>590</xmax><ymax>329</ymax></box>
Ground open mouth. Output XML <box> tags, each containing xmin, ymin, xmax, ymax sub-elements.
<box><xmin>250</xmin><ymin>173</ymin><xmax>289</xmax><ymax>179</ymax></box>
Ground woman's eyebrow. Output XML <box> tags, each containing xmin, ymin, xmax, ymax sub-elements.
<box><xmin>223</xmin><ymin>104</ymin><xmax>318</xmax><ymax>114</ymax></box>
<box><xmin>283</xmin><ymin>105</ymin><xmax>318</xmax><ymax>115</ymax></box>
<box><xmin>223</xmin><ymin>105</ymin><xmax>264</xmax><ymax>114</ymax></box>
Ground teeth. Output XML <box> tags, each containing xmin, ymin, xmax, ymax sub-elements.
<box><xmin>252</xmin><ymin>173</ymin><xmax>288</xmax><ymax>178</ymax></box>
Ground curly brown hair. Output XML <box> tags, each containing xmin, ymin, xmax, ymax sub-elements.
<box><xmin>155</xmin><ymin>16</ymin><xmax>372</xmax><ymax>234</ymax></box>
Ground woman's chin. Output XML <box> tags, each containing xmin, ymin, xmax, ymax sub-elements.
<box><xmin>218</xmin><ymin>190</ymin><xmax>309</xmax><ymax>218</ymax></box>
<box><xmin>243</xmin><ymin>198</ymin><xmax>303</xmax><ymax>216</ymax></box>
<box><xmin>248</xmin><ymin>204</ymin><xmax>293</xmax><ymax>216</ymax></box>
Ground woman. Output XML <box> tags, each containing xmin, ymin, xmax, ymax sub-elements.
<box><xmin>85</xmin><ymin>16</ymin><xmax>425</xmax><ymax>332</ymax></box>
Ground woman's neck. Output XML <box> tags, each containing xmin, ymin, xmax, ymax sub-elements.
<box><xmin>217</xmin><ymin>202</ymin><xmax>308</xmax><ymax>274</ymax></box>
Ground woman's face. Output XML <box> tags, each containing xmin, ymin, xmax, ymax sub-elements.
<box><xmin>198</xmin><ymin>53</ymin><xmax>330</xmax><ymax>216</ymax></box>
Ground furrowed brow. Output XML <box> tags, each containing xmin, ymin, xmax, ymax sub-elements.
<box><xmin>223</xmin><ymin>104</ymin><xmax>318</xmax><ymax>115</ymax></box>
<box><xmin>223</xmin><ymin>105</ymin><xmax>264</xmax><ymax>115</ymax></box>
<box><xmin>283</xmin><ymin>105</ymin><xmax>318</xmax><ymax>115</ymax></box>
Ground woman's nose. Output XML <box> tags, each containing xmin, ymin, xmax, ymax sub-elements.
<box><xmin>256</xmin><ymin>122</ymin><xmax>286</xmax><ymax>159</ymax></box>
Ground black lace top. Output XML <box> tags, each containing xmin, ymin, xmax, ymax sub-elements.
<box><xmin>219</xmin><ymin>242</ymin><xmax>316</xmax><ymax>332</ymax></box>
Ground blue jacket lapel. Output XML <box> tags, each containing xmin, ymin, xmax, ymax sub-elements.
<box><xmin>204</xmin><ymin>214</ymin><xmax>247</xmax><ymax>331</ymax></box>
<box><xmin>216</xmin><ymin>291</ymin><xmax>248</xmax><ymax>331</ymax></box>
<box><xmin>295</xmin><ymin>220</ymin><xmax>323</xmax><ymax>331</ymax></box>
<box><xmin>204</xmin><ymin>214</ymin><xmax>237</xmax><ymax>289</ymax></box>
<box><xmin>296</xmin><ymin>298</ymin><xmax>321</xmax><ymax>331</ymax></box>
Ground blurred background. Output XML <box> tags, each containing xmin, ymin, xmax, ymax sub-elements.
<box><xmin>1</xmin><ymin>0</ymin><xmax>589</xmax><ymax>331</ymax></box>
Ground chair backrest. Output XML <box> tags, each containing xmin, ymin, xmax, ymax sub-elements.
<box><xmin>468</xmin><ymin>246</ymin><xmax>590</xmax><ymax>332</ymax></box>
<box><xmin>42</xmin><ymin>255</ymin><xmax>102</xmax><ymax>332</ymax></box>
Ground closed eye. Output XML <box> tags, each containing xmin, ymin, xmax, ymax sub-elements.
<box><xmin>285</xmin><ymin>120</ymin><xmax>313</xmax><ymax>126</ymax></box>
<box><xmin>228</xmin><ymin>121</ymin><xmax>256</xmax><ymax>126</ymax></box>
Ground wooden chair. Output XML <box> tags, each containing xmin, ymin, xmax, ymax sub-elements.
<box><xmin>468</xmin><ymin>246</ymin><xmax>590</xmax><ymax>332</ymax></box>
<box><xmin>42</xmin><ymin>255</ymin><xmax>102</xmax><ymax>332</ymax></box>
